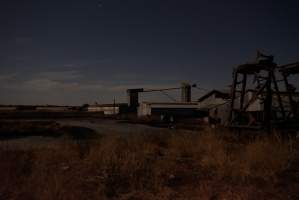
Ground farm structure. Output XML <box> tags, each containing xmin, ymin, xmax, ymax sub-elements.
<box><xmin>137</xmin><ymin>102</ymin><xmax>202</xmax><ymax>119</ymax></box>
<box><xmin>196</xmin><ymin>52</ymin><xmax>299</xmax><ymax>130</ymax></box>
<box><xmin>36</xmin><ymin>106</ymin><xmax>70</xmax><ymax>112</ymax></box>
<box><xmin>0</xmin><ymin>105</ymin><xmax>71</xmax><ymax>112</ymax></box>
<box><xmin>229</xmin><ymin>52</ymin><xmax>299</xmax><ymax>130</ymax></box>
<box><xmin>86</xmin><ymin>103</ymin><xmax>128</xmax><ymax>115</ymax></box>
<box><xmin>198</xmin><ymin>89</ymin><xmax>299</xmax><ymax>126</ymax></box>
<box><xmin>127</xmin><ymin>83</ymin><xmax>194</xmax><ymax>112</ymax></box>
<box><xmin>197</xmin><ymin>90</ymin><xmax>231</xmax><ymax>125</ymax></box>
<box><xmin>279</xmin><ymin>62</ymin><xmax>299</xmax><ymax>120</ymax></box>
<box><xmin>133</xmin><ymin>83</ymin><xmax>210</xmax><ymax>119</ymax></box>
<box><xmin>0</xmin><ymin>106</ymin><xmax>17</xmax><ymax>111</ymax></box>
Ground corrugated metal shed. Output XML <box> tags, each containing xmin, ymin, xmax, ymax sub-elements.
<box><xmin>138</xmin><ymin>102</ymin><xmax>200</xmax><ymax>118</ymax></box>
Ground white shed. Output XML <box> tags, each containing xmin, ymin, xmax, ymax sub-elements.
<box><xmin>0</xmin><ymin>106</ymin><xmax>17</xmax><ymax>111</ymax></box>
<box><xmin>198</xmin><ymin>90</ymin><xmax>231</xmax><ymax>125</ymax></box>
<box><xmin>87</xmin><ymin>104</ymin><xmax>128</xmax><ymax>115</ymax></box>
<box><xmin>138</xmin><ymin>102</ymin><xmax>199</xmax><ymax>117</ymax></box>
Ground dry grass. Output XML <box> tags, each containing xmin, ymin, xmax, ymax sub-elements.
<box><xmin>0</xmin><ymin>128</ymin><xmax>298</xmax><ymax>200</ymax></box>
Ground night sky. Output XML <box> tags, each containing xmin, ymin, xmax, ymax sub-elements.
<box><xmin>1</xmin><ymin>0</ymin><xmax>299</xmax><ymax>105</ymax></box>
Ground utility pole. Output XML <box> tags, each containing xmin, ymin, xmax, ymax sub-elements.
<box><xmin>113</xmin><ymin>98</ymin><xmax>116</xmax><ymax>115</ymax></box>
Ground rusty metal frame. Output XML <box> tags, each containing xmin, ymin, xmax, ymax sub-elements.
<box><xmin>229</xmin><ymin>53</ymin><xmax>286</xmax><ymax>131</ymax></box>
<box><xmin>279</xmin><ymin>62</ymin><xmax>299</xmax><ymax>119</ymax></box>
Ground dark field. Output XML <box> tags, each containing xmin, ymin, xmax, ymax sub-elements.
<box><xmin>0</xmin><ymin>120</ymin><xmax>298</xmax><ymax>200</ymax></box>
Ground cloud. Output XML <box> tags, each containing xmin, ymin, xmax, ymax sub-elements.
<box><xmin>63</xmin><ymin>64</ymin><xmax>75</xmax><ymax>68</ymax></box>
<box><xmin>0</xmin><ymin>68</ymin><xmax>107</xmax><ymax>92</ymax></box>
<box><xmin>38</xmin><ymin>70</ymin><xmax>81</xmax><ymax>81</ymax></box>
<box><xmin>23</xmin><ymin>79</ymin><xmax>66</xmax><ymax>90</ymax></box>
<box><xmin>0</xmin><ymin>70</ymin><xmax>182</xmax><ymax>94</ymax></box>
<box><xmin>110</xmin><ymin>71</ymin><xmax>188</xmax><ymax>87</ymax></box>
<box><xmin>0</xmin><ymin>74</ymin><xmax>17</xmax><ymax>88</ymax></box>
<box><xmin>21</xmin><ymin>78</ymin><xmax>103</xmax><ymax>91</ymax></box>
<box><xmin>110</xmin><ymin>84</ymin><xmax>177</xmax><ymax>91</ymax></box>
<box><xmin>0</xmin><ymin>69</ymin><xmax>202</xmax><ymax>105</ymax></box>
<box><xmin>0</xmin><ymin>73</ymin><xmax>16</xmax><ymax>81</ymax></box>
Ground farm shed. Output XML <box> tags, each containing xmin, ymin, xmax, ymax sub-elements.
<box><xmin>87</xmin><ymin>103</ymin><xmax>128</xmax><ymax>115</ymax></box>
<box><xmin>198</xmin><ymin>90</ymin><xmax>231</xmax><ymax>125</ymax></box>
<box><xmin>0</xmin><ymin>106</ymin><xmax>17</xmax><ymax>111</ymax></box>
<box><xmin>198</xmin><ymin>90</ymin><xmax>230</xmax><ymax>109</ymax></box>
<box><xmin>138</xmin><ymin>102</ymin><xmax>202</xmax><ymax>118</ymax></box>
<box><xmin>36</xmin><ymin>106</ymin><xmax>70</xmax><ymax>112</ymax></box>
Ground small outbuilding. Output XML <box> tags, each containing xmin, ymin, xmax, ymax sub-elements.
<box><xmin>87</xmin><ymin>103</ymin><xmax>128</xmax><ymax>115</ymax></box>
<box><xmin>198</xmin><ymin>90</ymin><xmax>231</xmax><ymax>125</ymax></box>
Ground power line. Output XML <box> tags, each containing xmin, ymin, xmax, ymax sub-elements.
<box><xmin>193</xmin><ymin>86</ymin><xmax>210</xmax><ymax>92</ymax></box>
<box><xmin>159</xmin><ymin>90</ymin><xmax>177</xmax><ymax>102</ymax></box>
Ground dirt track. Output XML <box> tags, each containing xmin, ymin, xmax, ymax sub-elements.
<box><xmin>56</xmin><ymin>119</ymin><xmax>169</xmax><ymax>135</ymax></box>
<box><xmin>0</xmin><ymin>119</ymin><xmax>174</xmax><ymax>150</ymax></box>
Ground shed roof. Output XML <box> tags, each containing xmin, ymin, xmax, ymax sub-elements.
<box><xmin>88</xmin><ymin>103</ymin><xmax>128</xmax><ymax>108</ymax></box>
<box><xmin>141</xmin><ymin>102</ymin><xmax>198</xmax><ymax>106</ymax></box>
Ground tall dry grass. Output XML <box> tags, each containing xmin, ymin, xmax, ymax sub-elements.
<box><xmin>0</xmin><ymin>128</ymin><xmax>298</xmax><ymax>200</ymax></box>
